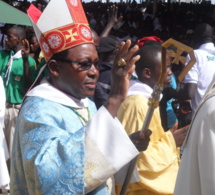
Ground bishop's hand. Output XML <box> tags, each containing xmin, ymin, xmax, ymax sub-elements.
<box><xmin>105</xmin><ymin>40</ymin><xmax>140</xmax><ymax>118</ymax></box>
<box><xmin>110</xmin><ymin>40</ymin><xmax>140</xmax><ymax>102</ymax></box>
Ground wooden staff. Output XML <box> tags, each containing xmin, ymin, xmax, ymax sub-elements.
<box><xmin>120</xmin><ymin>38</ymin><xmax>196</xmax><ymax>195</ymax></box>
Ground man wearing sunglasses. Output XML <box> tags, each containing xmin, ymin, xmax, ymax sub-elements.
<box><xmin>10</xmin><ymin>0</ymin><xmax>152</xmax><ymax>195</ymax></box>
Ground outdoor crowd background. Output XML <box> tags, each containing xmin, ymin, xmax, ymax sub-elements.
<box><xmin>0</xmin><ymin>0</ymin><xmax>215</xmax><ymax>194</ymax></box>
<box><xmin>1</xmin><ymin>0</ymin><xmax>215</xmax><ymax>47</ymax></box>
<box><xmin>6</xmin><ymin>0</ymin><xmax>214</xmax><ymax>112</ymax></box>
<box><xmin>1</xmin><ymin>0</ymin><xmax>215</xmax><ymax>156</ymax></box>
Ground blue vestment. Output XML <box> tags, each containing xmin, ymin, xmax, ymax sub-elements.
<box><xmin>11</xmin><ymin>79</ymin><xmax>139</xmax><ymax>194</ymax></box>
<box><xmin>11</xmin><ymin>96</ymin><xmax>108</xmax><ymax>194</ymax></box>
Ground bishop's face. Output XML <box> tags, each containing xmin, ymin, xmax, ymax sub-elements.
<box><xmin>51</xmin><ymin>43</ymin><xmax>99</xmax><ymax>99</ymax></box>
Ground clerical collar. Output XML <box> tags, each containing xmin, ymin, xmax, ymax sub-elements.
<box><xmin>27</xmin><ymin>78</ymin><xmax>89</xmax><ymax>108</ymax></box>
<box><xmin>128</xmin><ymin>80</ymin><xmax>162</xmax><ymax>100</ymax></box>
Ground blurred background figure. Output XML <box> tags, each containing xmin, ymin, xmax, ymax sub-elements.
<box><xmin>29</xmin><ymin>33</ymin><xmax>43</xmax><ymax>65</ymax></box>
<box><xmin>0</xmin><ymin>75</ymin><xmax>10</xmax><ymax>195</ymax></box>
<box><xmin>0</xmin><ymin>23</ymin><xmax>6</xmax><ymax>50</ymax></box>
<box><xmin>0</xmin><ymin>25</ymin><xmax>35</xmax><ymax>156</ymax></box>
<box><xmin>165</xmin><ymin>23</ymin><xmax>215</xmax><ymax>117</ymax></box>
<box><xmin>93</xmin><ymin>36</ymin><xmax>120</xmax><ymax>109</ymax></box>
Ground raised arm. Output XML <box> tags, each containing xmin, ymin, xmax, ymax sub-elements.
<box><xmin>100</xmin><ymin>5</ymin><xmax>123</xmax><ymax>38</ymax></box>
<box><xmin>105</xmin><ymin>40</ymin><xmax>140</xmax><ymax>118</ymax></box>
<box><xmin>21</xmin><ymin>39</ymin><xmax>32</xmax><ymax>88</ymax></box>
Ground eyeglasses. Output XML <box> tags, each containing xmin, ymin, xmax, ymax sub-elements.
<box><xmin>59</xmin><ymin>59</ymin><xmax>101</xmax><ymax>71</ymax></box>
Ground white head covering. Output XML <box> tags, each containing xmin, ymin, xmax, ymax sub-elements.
<box><xmin>27</xmin><ymin>0</ymin><xmax>93</xmax><ymax>61</ymax></box>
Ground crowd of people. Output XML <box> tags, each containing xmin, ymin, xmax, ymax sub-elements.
<box><xmin>0</xmin><ymin>0</ymin><xmax>215</xmax><ymax>194</ymax></box>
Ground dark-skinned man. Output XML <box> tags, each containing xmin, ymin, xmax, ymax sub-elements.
<box><xmin>10</xmin><ymin>1</ymin><xmax>151</xmax><ymax>194</ymax></box>
<box><xmin>93</xmin><ymin>36</ymin><xmax>120</xmax><ymax>109</ymax></box>
<box><xmin>116</xmin><ymin>41</ymin><xmax>189</xmax><ymax>195</ymax></box>
<box><xmin>0</xmin><ymin>25</ymin><xmax>35</xmax><ymax>155</ymax></box>
<box><xmin>166</xmin><ymin>23</ymin><xmax>215</xmax><ymax>116</ymax></box>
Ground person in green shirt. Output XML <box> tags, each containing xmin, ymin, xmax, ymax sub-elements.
<box><xmin>0</xmin><ymin>25</ymin><xmax>36</xmax><ymax>155</ymax></box>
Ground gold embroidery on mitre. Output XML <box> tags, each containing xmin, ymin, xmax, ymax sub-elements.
<box><xmin>65</xmin><ymin>30</ymin><xmax>78</xmax><ymax>42</ymax></box>
<box><xmin>40</xmin><ymin>23</ymin><xmax>93</xmax><ymax>61</ymax></box>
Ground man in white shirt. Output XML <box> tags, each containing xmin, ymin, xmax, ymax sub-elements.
<box><xmin>166</xmin><ymin>23</ymin><xmax>215</xmax><ymax>115</ymax></box>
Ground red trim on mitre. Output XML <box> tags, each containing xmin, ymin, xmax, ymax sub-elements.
<box><xmin>27</xmin><ymin>4</ymin><xmax>42</xmax><ymax>23</ymax></box>
<box><xmin>27</xmin><ymin>0</ymin><xmax>93</xmax><ymax>62</ymax></box>
<box><xmin>41</xmin><ymin>23</ymin><xmax>93</xmax><ymax>61</ymax></box>
<box><xmin>66</xmin><ymin>0</ymin><xmax>88</xmax><ymax>24</ymax></box>
<box><xmin>39</xmin><ymin>35</ymin><xmax>53</xmax><ymax>62</ymax></box>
